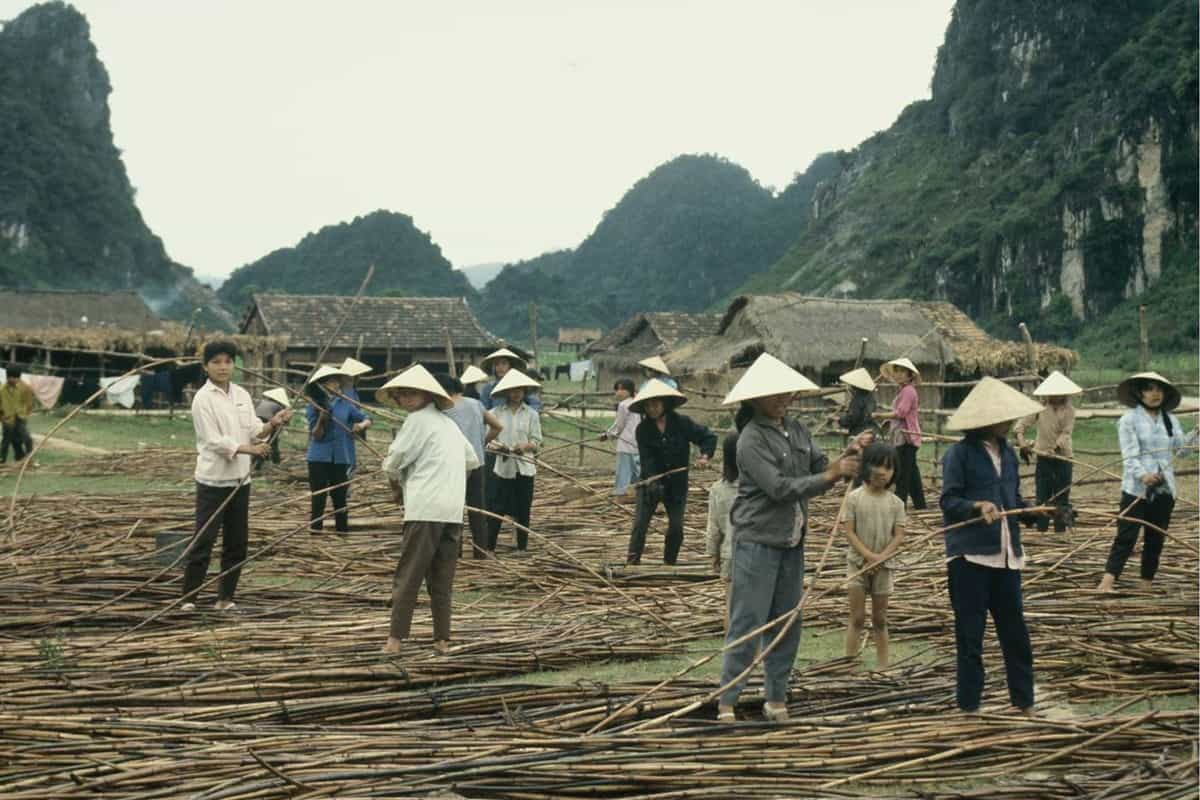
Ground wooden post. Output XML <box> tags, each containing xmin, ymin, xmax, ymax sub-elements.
<box><xmin>529</xmin><ymin>302</ymin><xmax>539</xmax><ymax>373</ymax></box>
<box><xmin>443</xmin><ymin>326</ymin><xmax>458</xmax><ymax>377</ymax></box>
<box><xmin>934</xmin><ymin>339</ymin><xmax>946</xmax><ymax>487</ymax></box>
<box><xmin>1017</xmin><ymin>322</ymin><xmax>1036</xmax><ymax>384</ymax></box>
<box><xmin>355</xmin><ymin>334</ymin><xmax>365</xmax><ymax>361</ymax></box>
<box><xmin>854</xmin><ymin>337</ymin><xmax>868</xmax><ymax>368</ymax></box>
<box><xmin>579</xmin><ymin>404</ymin><xmax>587</xmax><ymax>467</ymax></box>
<box><xmin>1138</xmin><ymin>305</ymin><xmax>1149</xmax><ymax>369</ymax></box>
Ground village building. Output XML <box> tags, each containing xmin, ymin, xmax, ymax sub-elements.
<box><xmin>239</xmin><ymin>294</ymin><xmax>510</xmax><ymax>400</ymax></box>
<box><xmin>665</xmin><ymin>293</ymin><xmax>1078</xmax><ymax>412</ymax></box>
<box><xmin>582</xmin><ymin>311</ymin><xmax>722</xmax><ymax>389</ymax></box>
<box><xmin>557</xmin><ymin>327</ymin><xmax>602</xmax><ymax>355</ymax></box>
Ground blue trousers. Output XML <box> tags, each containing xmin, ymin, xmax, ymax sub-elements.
<box><xmin>613</xmin><ymin>452</ymin><xmax>640</xmax><ymax>495</ymax></box>
<box><xmin>947</xmin><ymin>558</ymin><xmax>1034</xmax><ymax>711</ymax></box>
<box><xmin>720</xmin><ymin>539</ymin><xmax>805</xmax><ymax>705</ymax></box>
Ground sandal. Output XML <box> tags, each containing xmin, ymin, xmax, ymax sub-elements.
<box><xmin>763</xmin><ymin>703</ymin><xmax>790</xmax><ymax>723</ymax></box>
<box><xmin>716</xmin><ymin>707</ymin><xmax>736</xmax><ymax>723</ymax></box>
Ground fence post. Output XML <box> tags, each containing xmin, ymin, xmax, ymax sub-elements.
<box><xmin>1138</xmin><ymin>305</ymin><xmax>1149</xmax><ymax>370</ymax></box>
<box><xmin>579</xmin><ymin>404</ymin><xmax>587</xmax><ymax>467</ymax></box>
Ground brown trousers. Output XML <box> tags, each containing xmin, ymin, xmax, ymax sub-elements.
<box><xmin>389</xmin><ymin>520</ymin><xmax>461</xmax><ymax>641</ymax></box>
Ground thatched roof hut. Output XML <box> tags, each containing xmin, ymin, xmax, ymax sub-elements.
<box><xmin>0</xmin><ymin>289</ymin><xmax>161</xmax><ymax>331</ymax></box>
<box><xmin>557</xmin><ymin>327</ymin><xmax>602</xmax><ymax>353</ymax></box>
<box><xmin>667</xmin><ymin>293</ymin><xmax>1078</xmax><ymax>408</ymax></box>
<box><xmin>583</xmin><ymin>311</ymin><xmax>721</xmax><ymax>387</ymax></box>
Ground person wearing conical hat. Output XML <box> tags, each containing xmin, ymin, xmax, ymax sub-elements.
<box><xmin>479</xmin><ymin>347</ymin><xmax>543</xmax><ymax>411</ymax></box>
<box><xmin>876</xmin><ymin>357</ymin><xmax>926</xmax><ymax>510</ymax></box>
<box><xmin>338</xmin><ymin>358</ymin><xmax>374</xmax><ymax>497</ymax></box>
<box><xmin>253</xmin><ymin>387</ymin><xmax>292</xmax><ymax>469</ymax></box>
<box><xmin>637</xmin><ymin>355</ymin><xmax>678</xmax><ymax>391</ymax></box>
<box><xmin>940</xmin><ymin>377</ymin><xmax>1050</xmax><ymax>715</ymax></box>
<box><xmin>716</xmin><ymin>353</ymin><xmax>868</xmax><ymax>723</ymax></box>
<box><xmin>1097</xmin><ymin>372</ymin><xmax>1198</xmax><ymax>593</ymax></box>
<box><xmin>304</xmin><ymin>365</ymin><xmax>369</xmax><ymax>535</ymax></box>
<box><xmin>1015</xmin><ymin>371</ymin><xmax>1082</xmax><ymax>534</ymax></box>
<box><xmin>625</xmin><ymin>379</ymin><xmax>716</xmax><ymax>567</ymax></box>
<box><xmin>459</xmin><ymin>364</ymin><xmax>489</xmax><ymax>400</ymax></box>
<box><xmin>833</xmin><ymin>367</ymin><xmax>879</xmax><ymax>437</ymax></box>
<box><xmin>379</xmin><ymin>364</ymin><xmax>481</xmax><ymax>656</ymax></box>
<box><xmin>486</xmin><ymin>369</ymin><xmax>544</xmax><ymax>554</ymax></box>
<box><xmin>436</xmin><ymin>372</ymin><xmax>504</xmax><ymax>559</ymax></box>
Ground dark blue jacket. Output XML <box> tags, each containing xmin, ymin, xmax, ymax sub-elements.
<box><xmin>940</xmin><ymin>436</ymin><xmax>1028</xmax><ymax>559</ymax></box>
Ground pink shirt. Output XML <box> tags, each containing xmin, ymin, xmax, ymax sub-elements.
<box><xmin>892</xmin><ymin>383</ymin><xmax>922</xmax><ymax>447</ymax></box>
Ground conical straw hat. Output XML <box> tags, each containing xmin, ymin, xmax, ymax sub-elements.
<box><xmin>881</xmin><ymin>357</ymin><xmax>921</xmax><ymax>384</ymax></box>
<box><xmin>340</xmin><ymin>357</ymin><xmax>372</xmax><ymax>377</ymax></box>
<box><xmin>1117</xmin><ymin>371</ymin><xmax>1181</xmax><ymax>411</ymax></box>
<box><xmin>459</xmin><ymin>365</ymin><xmax>489</xmax><ymax>385</ymax></box>
<box><xmin>480</xmin><ymin>347</ymin><xmax>527</xmax><ymax>371</ymax></box>
<box><xmin>839</xmin><ymin>367</ymin><xmax>876</xmax><ymax>392</ymax></box>
<box><xmin>306</xmin><ymin>364</ymin><xmax>350</xmax><ymax>385</ymax></box>
<box><xmin>630</xmin><ymin>378</ymin><xmax>686</xmax><ymax>413</ymax></box>
<box><xmin>638</xmin><ymin>355</ymin><xmax>671</xmax><ymax>376</ymax></box>
<box><xmin>722</xmin><ymin>353</ymin><xmax>819</xmax><ymax>406</ymax></box>
<box><xmin>378</xmin><ymin>364</ymin><xmax>451</xmax><ymax>405</ymax></box>
<box><xmin>262</xmin><ymin>388</ymin><xmax>291</xmax><ymax>409</ymax></box>
<box><xmin>491</xmin><ymin>368</ymin><xmax>541</xmax><ymax>396</ymax></box>
<box><xmin>946</xmin><ymin>377</ymin><xmax>1044</xmax><ymax>431</ymax></box>
<box><xmin>1032</xmin><ymin>370</ymin><xmax>1082</xmax><ymax>397</ymax></box>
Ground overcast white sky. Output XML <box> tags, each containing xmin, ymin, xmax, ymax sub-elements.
<box><xmin>3</xmin><ymin>0</ymin><xmax>954</xmax><ymax>282</ymax></box>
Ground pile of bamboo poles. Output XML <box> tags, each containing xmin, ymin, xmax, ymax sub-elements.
<box><xmin>0</xmin><ymin>446</ymin><xmax>1196</xmax><ymax>798</ymax></box>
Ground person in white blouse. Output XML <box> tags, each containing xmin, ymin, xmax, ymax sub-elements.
<box><xmin>183</xmin><ymin>341</ymin><xmax>292</xmax><ymax>613</ymax></box>
<box><xmin>379</xmin><ymin>364</ymin><xmax>480</xmax><ymax>656</ymax></box>
<box><xmin>485</xmin><ymin>369</ymin><xmax>543</xmax><ymax>554</ymax></box>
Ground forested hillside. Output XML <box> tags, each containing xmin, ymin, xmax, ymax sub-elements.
<box><xmin>740</xmin><ymin>0</ymin><xmax>1198</xmax><ymax>363</ymax></box>
<box><xmin>0</xmin><ymin>2</ymin><xmax>228</xmax><ymax>328</ymax></box>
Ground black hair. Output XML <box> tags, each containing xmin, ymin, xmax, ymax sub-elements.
<box><xmin>202</xmin><ymin>339</ymin><xmax>239</xmax><ymax>364</ymax></box>
<box><xmin>304</xmin><ymin>379</ymin><xmax>330</xmax><ymax>410</ymax></box>
<box><xmin>859</xmin><ymin>442</ymin><xmax>898</xmax><ymax>487</ymax></box>
<box><xmin>435</xmin><ymin>373</ymin><xmax>464</xmax><ymax>396</ymax></box>
<box><xmin>1132</xmin><ymin>378</ymin><xmax>1175</xmax><ymax>436</ymax></box>
<box><xmin>5</xmin><ymin>365</ymin><xmax>20</xmax><ymax>379</ymax></box>
<box><xmin>722</xmin><ymin>433</ymin><xmax>740</xmax><ymax>483</ymax></box>
<box><xmin>734</xmin><ymin>402</ymin><xmax>755</xmax><ymax>432</ymax></box>
<box><xmin>614</xmin><ymin>378</ymin><xmax>636</xmax><ymax>394</ymax></box>
<box><xmin>463</xmin><ymin>383</ymin><xmax>480</xmax><ymax>400</ymax></box>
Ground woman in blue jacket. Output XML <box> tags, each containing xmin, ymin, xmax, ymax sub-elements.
<box><xmin>306</xmin><ymin>365</ymin><xmax>369</xmax><ymax>534</ymax></box>
<box><xmin>940</xmin><ymin>377</ymin><xmax>1048</xmax><ymax>714</ymax></box>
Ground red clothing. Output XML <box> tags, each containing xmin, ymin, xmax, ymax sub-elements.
<box><xmin>892</xmin><ymin>384</ymin><xmax>922</xmax><ymax>447</ymax></box>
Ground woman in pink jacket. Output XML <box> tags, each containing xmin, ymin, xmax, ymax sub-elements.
<box><xmin>877</xmin><ymin>358</ymin><xmax>926</xmax><ymax>510</ymax></box>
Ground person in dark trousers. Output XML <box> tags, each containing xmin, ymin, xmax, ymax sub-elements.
<box><xmin>486</xmin><ymin>368</ymin><xmax>543</xmax><ymax>553</ymax></box>
<box><xmin>835</xmin><ymin>367</ymin><xmax>879</xmax><ymax>436</ymax></box>
<box><xmin>0</xmin><ymin>366</ymin><xmax>34</xmax><ymax>463</ymax></box>
<box><xmin>1016</xmin><ymin>371</ymin><xmax>1081</xmax><ymax>533</ymax></box>
<box><xmin>717</xmin><ymin>353</ymin><xmax>866</xmax><ymax>723</ymax></box>
<box><xmin>436</xmin><ymin>373</ymin><xmax>503</xmax><ymax>558</ymax></box>
<box><xmin>940</xmin><ymin>377</ymin><xmax>1049</xmax><ymax>714</ymax></box>
<box><xmin>305</xmin><ymin>365</ymin><xmax>369</xmax><ymax>534</ymax></box>
<box><xmin>254</xmin><ymin>388</ymin><xmax>291</xmax><ymax>469</ymax></box>
<box><xmin>1098</xmin><ymin>372</ymin><xmax>1197</xmax><ymax>592</ymax></box>
<box><xmin>183</xmin><ymin>340</ymin><xmax>292</xmax><ymax>612</ymax></box>
<box><xmin>876</xmin><ymin>357</ymin><xmax>926</xmax><ymax>509</ymax></box>
<box><xmin>625</xmin><ymin>379</ymin><xmax>717</xmax><ymax>566</ymax></box>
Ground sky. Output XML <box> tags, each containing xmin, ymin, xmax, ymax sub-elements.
<box><xmin>2</xmin><ymin>0</ymin><xmax>955</xmax><ymax>284</ymax></box>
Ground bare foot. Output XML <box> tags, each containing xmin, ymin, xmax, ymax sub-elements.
<box><xmin>213</xmin><ymin>600</ymin><xmax>237</xmax><ymax>612</ymax></box>
<box><xmin>382</xmin><ymin>636</ymin><xmax>402</xmax><ymax>655</ymax></box>
<box><xmin>763</xmin><ymin>702</ymin><xmax>790</xmax><ymax>722</ymax></box>
<box><xmin>1096</xmin><ymin>573</ymin><xmax>1116</xmax><ymax>593</ymax></box>
<box><xmin>716</xmin><ymin>704</ymin><xmax>736</xmax><ymax>722</ymax></box>
<box><xmin>433</xmin><ymin>640</ymin><xmax>451</xmax><ymax>655</ymax></box>
<box><xmin>1139</xmin><ymin>578</ymin><xmax>1154</xmax><ymax>591</ymax></box>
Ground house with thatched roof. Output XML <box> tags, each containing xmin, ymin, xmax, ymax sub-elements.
<box><xmin>582</xmin><ymin>311</ymin><xmax>722</xmax><ymax>388</ymax></box>
<box><xmin>666</xmin><ymin>293</ymin><xmax>1078</xmax><ymax>409</ymax></box>
<box><xmin>0</xmin><ymin>289</ymin><xmax>161</xmax><ymax>331</ymax></box>
<box><xmin>557</xmin><ymin>327</ymin><xmax>602</xmax><ymax>354</ymax></box>
<box><xmin>240</xmin><ymin>294</ymin><xmax>509</xmax><ymax>397</ymax></box>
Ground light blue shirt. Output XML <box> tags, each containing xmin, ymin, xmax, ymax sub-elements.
<box><xmin>306</xmin><ymin>397</ymin><xmax>367</xmax><ymax>465</ymax></box>
<box><xmin>1118</xmin><ymin>405</ymin><xmax>1197</xmax><ymax>498</ymax></box>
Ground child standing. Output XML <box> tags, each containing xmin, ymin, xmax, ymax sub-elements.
<box><xmin>379</xmin><ymin>364</ymin><xmax>480</xmax><ymax>655</ymax></box>
<box><xmin>706</xmin><ymin>433</ymin><xmax>740</xmax><ymax>625</ymax></box>
<box><xmin>600</xmin><ymin>378</ymin><xmax>641</xmax><ymax>496</ymax></box>
<box><xmin>843</xmin><ymin>443</ymin><xmax>906</xmax><ymax>668</ymax></box>
<box><xmin>486</xmin><ymin>369</ymin><xmax>543</xmax><ymax>554</ymax></box>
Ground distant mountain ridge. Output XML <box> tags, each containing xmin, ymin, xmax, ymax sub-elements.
<box><xmin>0</xmin><ymin>2</ymin><xmax>231</xmax><ymax>329</ymax></box>
<box><xmin>217</xmin><ymin>210</ymin><xmax>477</xmax><ymax>315</ymax></box>
<box><xmin>457</xmin><ymin>262</ymin><xmax>505</xmax><ymax>289</ymax></box>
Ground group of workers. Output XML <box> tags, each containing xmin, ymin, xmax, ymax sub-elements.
<box><xmin>175</xmin><ymin>336</ymin><xmax>1194</xmax><ymax>719</ymax></box>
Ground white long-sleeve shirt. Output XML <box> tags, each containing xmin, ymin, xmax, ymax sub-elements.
<box><xmin>492</xmin><ymin>403</ymin><xmax>542</xmax><ymax>479</ymax></box>
<box><xmin>383</xmin><ymin>405</ymin><xmax>481</xmax><ymax>523</ymax></box>
<box><xmin>191</xmin><ymin>380</ymin><xmax>268</xmax><ymax>486</ymax></box>
<box><xmin>606</xmin><ymin>396</ymin><xmax>640</xmax><ymax>454</ymax></box>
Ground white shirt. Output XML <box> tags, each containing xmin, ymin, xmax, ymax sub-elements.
<box><xmin>383</xmin><ymin>405</ymin><xmax>481</xmax><ymax>523</ymax></box>
<box><xmin>192</xmin><ymin>380</ymin><xmax>268</xmax><ymax>486</ymax></box>
<box><xmin>606</xmin><ymin>396</ymin><xmax>641</xmax><ymax>454</ymax></box>
<box><xmin>491</xmin><ymin>402</ymin><xmax>543</xmax><ymax>479</ymax></box>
